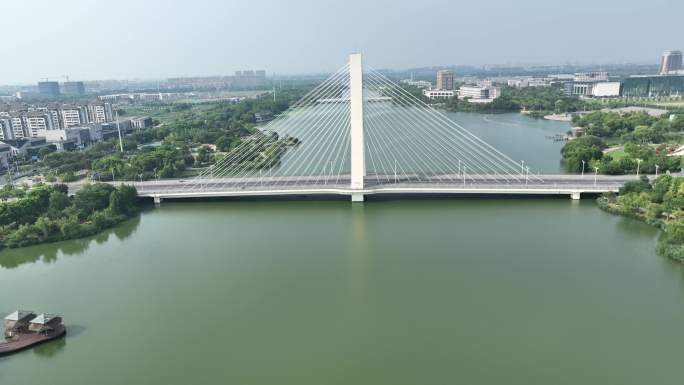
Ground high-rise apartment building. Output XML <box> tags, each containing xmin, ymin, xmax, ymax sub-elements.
<box><xmin>86</xmin><ymin>103</ymin><xmax>113</xmax><ymax>123</ymax></box>
<box><xmin>37</xmin><ymin>81</ymin><xmax>60</xmax><ymax>97</ymax></box>
<box><xmin>1</xmin><ymin>116</ymin><xmax>28</xmax><ymax>139</ymax></box>
<box><xmin>60</xmin><ymin>106</ymin><xmax>84</xmax><ymax>128</ymax></box>
<box><xmin>436</xmin><ymin>70</ymin><xmax>455</xmax><ymax>90</ymax></box>
<box><xmin>62</xmin><ymin>81</ymin><xmax>86</xmax><ymax>95</ymax></box>
<box><xmin>23</xmin><ymin>112</ymin><xmax>54</xmax><ymax>137</ymax></box>
<box><xmin>660</xmin><ymin>50</ymin><xmax>683</xmax><ymax>74</ymax></box>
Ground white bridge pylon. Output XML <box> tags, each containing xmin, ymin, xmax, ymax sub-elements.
<box><xmin>349</xmin><ymin>53</ymin><xmax>365</xmax><ymax>193</ymax></box>
<box><xmin>175</xmin><ymin>53</ymin><xmax>542</xmax><ymax>201</ymax></box>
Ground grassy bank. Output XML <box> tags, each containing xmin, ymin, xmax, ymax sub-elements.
<box><xmin>597</xmin><ymin>175</ymin><xmax>684</xmax><ymax>263</ymax></box>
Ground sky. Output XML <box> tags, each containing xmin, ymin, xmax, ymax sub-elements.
<box><xmin>2</xmin><ymin>0</ymin><xmax>683</xmax><ymax>84</ymax></box>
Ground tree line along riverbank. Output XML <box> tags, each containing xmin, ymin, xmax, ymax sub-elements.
<box><xmin>560</xmin><ymin>111</ymin><xmax>684</xmax><ymax>174</ymax></box>
<box><xmin>0</xmin><ymin>183</ymin><xmax>138</xmax><ymax>249</ymax></box>
<box><xmin>599</xmin><ymin>175</ymin><xmax>684</xmax><ymax>263</ymax></box>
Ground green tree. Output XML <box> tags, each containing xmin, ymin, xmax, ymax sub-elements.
<box><xmin>47</xmin><ymin>190</ymin><xmax>71</xmax><ymax>218</ymax></box>
<box><xmin>561</xmin><ymin>136</ymin><xmax>606</xmax><ymax>172</ymax></box>
<box><xmin>73</xmin><ymin>183</ymin><xmax>116</xmax><ymax>219</ymax></box>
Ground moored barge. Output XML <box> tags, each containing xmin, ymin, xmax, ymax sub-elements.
<box><xmin>1</xmin><ymin>311</ymin><xmax>66</xmax><ymax>355</ymax></box>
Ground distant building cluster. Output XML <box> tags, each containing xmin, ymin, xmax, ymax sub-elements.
<box><xmin>562</xmin><ymin>70</ymin><xmax>684</xmax><ymax>98</ymax></box>
<box><xmin>166</xmin><ymin>70</ymin><xmax>267</xmax><ymax>90</ymax></box>
<box><xmin>36</xmin><ymin>80</ymin><xmax>86</xmax><ymax>97</ymax></box>
<box><xmin>0</xmin><ymin>102</ymin><xmax>114</xmax><ymax>140</ymax></box>
<box><xmin>98</xmin><ymin>93</ymin><xmax>183</xmax><ymax>102</ymax></box>
<box><xmin>507</xmin><ymin>77</ymin><xmax>550</xmax><ymax>88</ymax></box>
<box><xmin>421</xmin><ymin>69</ymin><xmax>457</xmax><ymax>100</ymax></box>
<box><xmin>416</xmin><ymin>69</ymin><xmax>502</xmax><ymax>103</ymax></box>
<box><xmin>400</xmin><ymin>79</ymin><xmax>432</xmax><ymax>89</ymax></box>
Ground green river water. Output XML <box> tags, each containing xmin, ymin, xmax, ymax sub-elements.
<box><xmin>1</xmin><ymin>113</ymin><xmax>683</xmax><ymax>385</ymax></box>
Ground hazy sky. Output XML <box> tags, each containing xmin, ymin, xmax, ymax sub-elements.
<box><xmin>3</xmin><ymin>0</ymin><xmax>683</xmax><ymax>84</ymax></box>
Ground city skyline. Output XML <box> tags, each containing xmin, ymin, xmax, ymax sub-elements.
<box><xmin>2</xmin><ymin>0</ymin><xmax>683</xmax><ymax>84</ymax></box>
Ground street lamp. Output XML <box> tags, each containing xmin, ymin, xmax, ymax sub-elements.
<box><xmin>581</xmin><ymin>160</ymin><xmax>586</xmax><ymax>177</ymax></box>
<box><xmin>594</xmin><ymin>167</ymin><xmax>599</xmax><ymax>186</ymax></box>
<box><xmin>394</xmin><ymin>159</ymin><xmax>398</xmax><ymax>184</ymax></box>
<box><xmin>521</xmin><ymin>160</ymin><xmax>525</xmax><ymax>176</ymax></box>
<box><xmin>655</xmin><ymin>164</ymin><xmax>660</xmax><ymax>178</ymax></box>
<box><xmin>636</xmin><ymin>159</ymin><xmax>642</xmax><ymax>178</ymax></box>
<box><xmin>111</xmin><ymin>168</ymin><xmax>115</xmax><ymax>183</ymax></box>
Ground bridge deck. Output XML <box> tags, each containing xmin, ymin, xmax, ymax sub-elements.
<box><xmin>74</xmin><ymin>174</ymin><xmax>639</xmax><ymax>202</ymax></box>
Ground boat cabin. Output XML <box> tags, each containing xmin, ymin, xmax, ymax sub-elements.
<box><xmin>4</xmin><ymin>311</ymin><xmax>36</xmax><ymax>338</ymax></box>
<box><xmin>28</xmin><ymin>314</ymin><xmax>62</xmax><ymax>334</ymax></box>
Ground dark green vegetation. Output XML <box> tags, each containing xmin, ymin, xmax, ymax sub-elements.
<box><xmin>571</xmin><ymin>111</ymin><xmax>684</xmax><ymax>142</ymax></box>
<box><xmin>561</xmin><ymin>112</ymin><xmax>684</xmax><ymax>174</ymax></box>
<box><xmin>0</xmin><ymin>183</ymin><xmax>138</xmax><ymax>248</ymax></box>
<box><xmin>599</xmin><ymin>175</ymin><xmax>684</xmax><ymax>262</ymax></box>
<box><xmin>445</xmin><ymin>85</ymin><xmax>591</xmax><ymax>115</ymax></box>
<box><xmin>26</xmin><ymin>89</ymin><xmax>307</xmax><ymax>182</ymax></box>
<box><xmin>436</xmin><ymin>84</ymin><xmax>684</xmax><ymax>116</ymax></box>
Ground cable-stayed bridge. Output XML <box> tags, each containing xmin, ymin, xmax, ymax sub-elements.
<box><xmin>137</xmin><ymin>53</ymin><xmax>632</xmax><ymax>203</ymax></box>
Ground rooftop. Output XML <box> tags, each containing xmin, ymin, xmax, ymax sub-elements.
<box><xmin>30</xmin><ymin>314</ymin><xmax>58</xmax><ymax>325</ymax></box>
<box><xmin>4</xmin><ymin>310</ymin><xmax>34</xmax><ymax>321</ymax></box>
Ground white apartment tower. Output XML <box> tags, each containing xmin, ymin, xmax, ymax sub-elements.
<box><xmin>23</xmin><ymin>113</ymin><xmax>53</xmax><ymax>137</ymax></box>
<box><xmin>61</xmin><ymin>107</ymin><xmax>84</xmax><ymax>128</ymax></box>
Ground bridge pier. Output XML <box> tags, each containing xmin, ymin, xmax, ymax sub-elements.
<box><xmin>153</xmin><ymin>196</ymin><xmax>163</xmax><ymax>206</ymax></box>
<box><xmin>351</xmin><ymin>193</ymin><xmax>365</xmax><ymax>202</ymax></box>
<box><xmin>570</xmin><ymin>192</ymin><xmax>581</xmax><ymax>200</ymax></box>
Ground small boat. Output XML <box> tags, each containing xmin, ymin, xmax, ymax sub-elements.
<box><xmin>1</xmin><ymin>311</ymin><xmax>66</xmax><ymax>355</ymax></box>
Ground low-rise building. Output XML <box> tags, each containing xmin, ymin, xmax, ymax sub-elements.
<box><xmin>0</xmin><ymin>143</ymin><xmax>12</xmax><ymax>169</ymax></box>
<box><xmin>569</xmin><ymin>72</ymin><xmax>610</xmax><ymax>96</ymax></box>
<box><xmin>1</xmin><ymin>138</ymin><xmax>55</xmax><ymax>158</ymax></box>
<box><xmin>131</xmin><ymin>116</ymin><xmax>153</xmax><ymax>129</ymax></box>
<box><xmin>37</xmin><ymin>128</ymin><xmax>90</xmax><ymax>151</ymax></box>
<box><xmin>592</xmin><ymin>82</ymin><xmax>622</xmax><ymax>97</ymax></box>
<box><xmin>507</xmin><ymin>77</ymin><xmax>549</xmax><ymax>88</ymax></box>
<box><xmin>3</xmin><ymin>311</ymin><xmax>35</xmax><ymax>337</ymax></box>
<box><xmin>401</xmin><ymin>79</ymin><xmax>432</xmax><ymax>89</ymax></box>
<box><xmin>422</xmin><ymin>90</ymin><xmax>455</xmax><ymax>99</ymax></box>
<box><xmin>457</xmin><ymin>85</ymin><xmax>501</xmax><ymax>104</ymax></box>
<box><xmin>28</xmin><ymin>314</ymin><xmax>62</xmax><ymax>333</ymax></box>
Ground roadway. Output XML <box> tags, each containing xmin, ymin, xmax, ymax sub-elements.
<box><xmin>69</xmin><ymin>173</ymin><xmax>645</xmax><ymax>202</ymax></box>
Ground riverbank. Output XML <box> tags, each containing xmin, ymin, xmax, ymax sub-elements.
<box><xmin>597</xmin><ymin>175</ymin><xmax>684</xmax><ymax>263</ymax></box>
<box><xmin>0</xmin><ymin>183</ymin><xmax>139</xmax><ymax>249</ymax></box>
